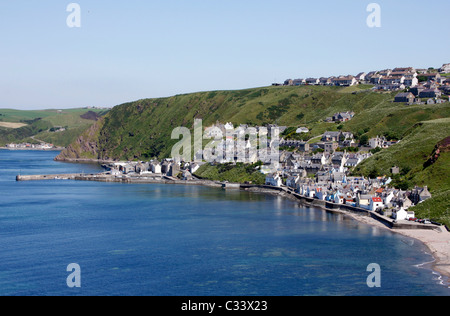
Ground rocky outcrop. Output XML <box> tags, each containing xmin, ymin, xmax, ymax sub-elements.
<box><xmin>423</xmin><ymin>136</ymin><xmax>450</xmax><ymax>168</ymax></box>
<box><xmin>55</xmin><ymin>119</ymin><xmax>104</xmax><ymax>161</ymax></box>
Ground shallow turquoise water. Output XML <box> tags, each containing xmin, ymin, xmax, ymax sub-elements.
<box><xmin>0</xmin><ymin>150</ymin><xmax>448</xmax><ymax>296</ymax></box>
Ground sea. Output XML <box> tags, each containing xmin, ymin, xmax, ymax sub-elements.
<box><xmin>0</xmin><ymin>150</ymin><xmax>449</xmax><ymax>296</ymax></box>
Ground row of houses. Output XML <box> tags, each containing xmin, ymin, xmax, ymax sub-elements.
<box><xmin>106</xmin><ymin>159</ymin><xmax>203</xmax><ymax>180</ymax></box>
<box><xmin>282</xmin><ymin>75</ymin><xmax>360</xmax><ymax>87</ymax></box>
<box><xmin>266</xmin><ymin>170</ymin><xmax>432</xmax><ymax>216</ymax></box>
<box><xmin>394</xmin><ymin>82</ymin><xmax>449</xmax><ymax>104</ymax></box>
<box><xmin>278</xmin><ymin>64</ymin><xmax>450</xmax><ymax>91</ymax></box>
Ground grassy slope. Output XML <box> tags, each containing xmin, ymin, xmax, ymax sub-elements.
<box><xmin>0</xmin><ymin>108</ymin><xmax>108</xmax><ymax>147</ymax></box>
<box><xmin>195</xmin><ymin>163</ymin><xmax>266</xmax><ymax>185</ymax></box>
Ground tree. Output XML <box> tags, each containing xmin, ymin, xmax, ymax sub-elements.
<box><xmin>368</xmin><ymin>166</ymin><xmax>379</xmax><ymax>179</ymax></box>
<box><xmin>360</xmin><ymin>134</ymin><xmax>369</xmax><ymax>146</ymax></box>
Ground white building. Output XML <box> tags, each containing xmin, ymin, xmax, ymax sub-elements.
<box><xmin>286</xmin><ymin>175</ymin><xmax>300</xmax><ymax>189</ymax></box>
<box><xmin>265</xmin><ymin>173</ymin><xmax>282</xmax><ymax>187</ymax></box>
<box><xmin>439</xmin><ymin>63</ymin><xmax>450</xmax><ymax>73</ymax></box>
<box><xmin>151</xmin><ymin>163</ymin><xmax>162</xmax><ymax>174</ymax></box>
<box><xmin>394</xmin><ymin>208</ymin><xmax>415</xmax><ymax>221</ymax></box>
<box><xmin>370</xmin><ymin>197</ymin><xmax>384</xmax><ymax>211</ymax></box>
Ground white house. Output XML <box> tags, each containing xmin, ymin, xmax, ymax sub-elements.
<box><xmin>384</xmin><ymin>191</ymin><xmax>395</xmax><ymax>206</ymax></box>
<box><xmin>439</xmin><ymin>63</ymin><xmax>450</xmax><ymax>73</ymax></box>
<box><xmin>286</xmin><ymin>175</ymin><xmax>300</xmax><ymax>189</ymax></box>
<box><xmin>370</xmin><ymin>197</ymin><xmax>384</xmax><ymax>211</ymax></box>
<box><xmin>334</xmin><ymin>194</ymin><xmax>345</xmax><ymax>204</ymax></box>
<box><xmin>332</xmin><ymin>76</ymin><xmax>358</xmax><ymax>86</ymax></box>
<box><xmin>355</xmin><ymin>72</ymin><xmax>366</xmax><ymax>82</ymax></box>
<box><xmin>265</xmin><ymin>173</ymin><xmax>282</xmax><ymax>187</ymax></box>
<box><xmin>369</xmin><ymin>136</ymin><xmax>385</xmax><ymax>149</ymax></box>
<box><xmin>306</xmin><ymin>78</ymin><xmax>320</xmax><ymax>85</ymax></box>
<box><xmin>224</xmin><ymin>122</ymin><xmax>234</xmax><ymax>130</ymax></box>
<box><xmin>394</xmin><ymin>208</ymin><xmax>415</xmax><ymax>221</ymax></box>
<box><xmin>151</xmin><ymin>162</ymin><xmax>162</xmax><ymax>174</ymax></box>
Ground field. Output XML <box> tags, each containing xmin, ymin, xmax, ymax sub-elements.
<box><xmin>0</xmin><ymin>122</ymin><xmax>28</xmax><ymax>129</ymax></box>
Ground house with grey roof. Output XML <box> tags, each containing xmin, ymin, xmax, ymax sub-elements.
<box><xmin>419</xmin><ymin>88</ymin><xmax>442</xmax><ymax>99</ymax></box>
<box><xmin>322</xmin><ymin>131</ymin><xmax>342</xmax><ymax>142</ymax></box>
<box><xmin>394</xmin><ymin>92</ymin><xmax>415</xmax><ymax>103</ymax></box>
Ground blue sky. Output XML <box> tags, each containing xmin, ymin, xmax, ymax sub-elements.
<box><xmin>1</xmin><ymin>0</ymin><xmax>449</xmax><ymax>109</ymax></box>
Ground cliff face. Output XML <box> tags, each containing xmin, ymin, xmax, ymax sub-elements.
<box><xmin>55</xmin><ymin>118</ymin><xmax>104</xmax><ymax>161</ymax></box>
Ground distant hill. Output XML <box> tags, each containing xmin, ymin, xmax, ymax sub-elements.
<box><xmin>0</xmin><ymin>108</ymin><xmax>109</xmax><ymax>147</ymax></box>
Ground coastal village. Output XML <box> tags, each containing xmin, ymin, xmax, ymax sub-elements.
<box><xmin>98</xmin><ymin>120</ymin><xmax>433</xmax><ymax>225</ymax></box>
<box><xmin>64</xmin><ymin>63</ymin><xmax>450</xmax><ymax>227</ymax></box>
<box><xmin>4</xmin><ymin>142</ymin><xmax>58</xmax><ymax>150</ymax></box>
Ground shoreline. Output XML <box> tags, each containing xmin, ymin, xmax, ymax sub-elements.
<box><xmin>16</xmin><ymin>162</ymin><xmax>450</xmax><ymax>284</ymax></box>
<box><xmin>245</xmin><ymin>186</ymin><xmax>450</xmax><ymax>283</ymax></box>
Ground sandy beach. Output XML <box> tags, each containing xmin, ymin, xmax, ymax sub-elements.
<box><xmin>345</xmin><ymin>211</ymin><xmax>450</xmax><ymax>282</ymax></box>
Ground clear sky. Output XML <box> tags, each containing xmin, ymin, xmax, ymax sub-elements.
<box><xmin>1</xmin><ymin>0</ymin><xmax>449</xmax><ymax>109</ymax></box>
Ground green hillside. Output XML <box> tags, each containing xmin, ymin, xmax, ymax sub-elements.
<box><xmin>0</xmin><ymin>108</ymin><xmax>109</xmax><ymax>147</ymax></box>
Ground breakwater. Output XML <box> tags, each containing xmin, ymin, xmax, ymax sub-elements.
<box><xmin>16</xmin><ymin>174</ymin><xmax>82</xmax><ymax>181</ymax></box>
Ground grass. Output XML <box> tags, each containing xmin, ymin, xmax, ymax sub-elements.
<box><xmin>195</xmin><ymin>162</ymin><xmax>266</xmax><ymax>185</ymax></box>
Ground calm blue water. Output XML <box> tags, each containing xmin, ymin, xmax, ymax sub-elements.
<box><xmin>0</xmin><ymin>150</ymin><xmax>449</xmax><ymax>296</ymax></box>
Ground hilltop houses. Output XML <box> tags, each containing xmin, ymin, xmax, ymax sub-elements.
<box><xmin>332</xmin><ymin>76</ymin><xmax>358</xmax><ymax>86</ymax></box>
<box><xmin>439</xmin><ymin>63</ymin><xmax>450</xmax><ymax>73</ymax></box>
<box><xmin>280</xmin><ymin>64</ymin><xmax>450</xmax><ymax>98</ymax></box>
